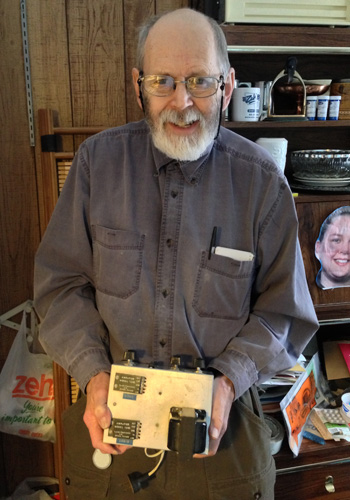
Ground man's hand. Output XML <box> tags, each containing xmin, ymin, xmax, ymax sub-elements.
<box><xmin>83</xmin><ymin>371</ymin><xmax>130</xmax><ymax>455</ymax></box>
<box><xmin>194</xmin><ymin>374</ymin><xmax>235</xmax><ymax>458</ymax></box>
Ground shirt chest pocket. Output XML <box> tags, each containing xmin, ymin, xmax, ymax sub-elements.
<box><xmin>192</xmin><ymin>251</ymin><xmax>255</xmax><ymax>320</ymax></box>
<box><xmin>92</xmin><ymin>225</ymin><xmax>145</xmax><ymax>298</ymax></box>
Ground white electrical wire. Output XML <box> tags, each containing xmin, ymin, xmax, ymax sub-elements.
<box><xmin>144</xmin><ymin>449</ymin><xmax>166</xmax><ymax>477</ymax></box>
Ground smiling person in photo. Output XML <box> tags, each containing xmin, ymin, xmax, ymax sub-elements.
<box><xmin>315</xmin><ymin>206</ymin><xmax>350</xmax><ymax>289</ymax></box>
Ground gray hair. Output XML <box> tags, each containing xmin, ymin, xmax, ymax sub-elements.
<box><xmin>135</xmin><ymin>9</ymin><xmax>230</xmax><ymax>77</ymax></box>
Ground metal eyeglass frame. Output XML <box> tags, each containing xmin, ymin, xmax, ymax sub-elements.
<box><xmin>136</xmin><ymin>71</ymin><xmax>226</xmax><ymax>139</ymax></box>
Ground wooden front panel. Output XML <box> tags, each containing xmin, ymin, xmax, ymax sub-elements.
<box><xmin>124</xmin><ymin>0</ymin><xmax>153</xmax><ymax>124</ymax></box>
<box><xmin>295</xmin><ymin>194</ymin><xmax>350</xmax><ymax>320</ymax></box>
<box><xmin>275</xmin><ymin>462</ymin><xmax>350</xmax><ymax>500</ymax></box>
<box><xmin>66</xmin><ymin>0</ymin><xmax>126</xmax><ymax>129</ymax></box>
<box><xmin>0</xmin><ymin>1</ymin><xmax>54</xmax><ymax>496</ymax></box>
<box><xmin>275</xmin><ymin>438</ymin><xmax>350</xmax><ymax>500</ymax></box>
<box><xmin>27</xmin><ymin>0</ymin><xmax>73</xmax><ymax>234</ymax></box>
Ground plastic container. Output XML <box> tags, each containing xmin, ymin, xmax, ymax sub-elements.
<box><xmin>316</xmin><ymin>95</ymin><xmax>329</xmax><ymax>121</ymax></box>
<box><xmin>329</xmin><ymin>96</ymin><xmax>342</xmax><ymax>120</ymax></box>
<box><xmin>306</xmin><ymin>96</ymin><xmax>317</xmax><ymax>120</ymax></box>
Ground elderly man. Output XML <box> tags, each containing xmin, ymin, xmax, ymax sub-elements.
<box><xmin>34</xmin><ymin>8</ymin><xmax>318</xmax><ymax>500</ymax></box>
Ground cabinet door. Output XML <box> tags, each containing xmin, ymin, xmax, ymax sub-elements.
<box><xmin>275</xmin><ymin>462</ymin><xmax>350</xmax><ymax>499</ymax></box>
<box><xmin>295</xmin><ymin>195</ymin><xmax>350</xmax><ymax>320</ymax></box>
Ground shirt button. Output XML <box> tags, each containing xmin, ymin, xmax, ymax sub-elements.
<box><xmin>190</xmin><ymin>177</ymin><xmax>196</xmax><ymax>185</ymax></box>
<box><xmin>65</xmin><ymin>477</ymin><xmax>70</xmax><ymax>486</ymax></box>
<box><xmin>166</xmin><ymin>238</ymin><xmax>174</xmax><ymax>247</ymax></box>
<box><xmin>171</xmin><ymin>190</ymin><xmax>178</xmax><ymax>198</ymax></box>
<box><xmin>159</xmin><ymin>338</ymin><xmax>167</xmax><ymax>347</ymax></box>
<box><xmin>254</xmin><ymin>493</ymin><xmax>262</xmax><ymax>499</ymax></box>
<box><xmin>162</xmin><ymin>289</ymin><xmax>169</xmax><ymax>298</ymax></box>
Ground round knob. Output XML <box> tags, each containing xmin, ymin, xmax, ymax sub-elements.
<box><xmin>325</xmin><ymin>475</ymin><xmax>335</xmax><ymax>493</ymax></box>
<box><xmin>194</xmin><ymin>358</ymin><xmax>205</xmax><ymax>370</ymax></box>
<box><xmin>170</xmin><ymin>356</ymin><xmax>182</xmax><ymax>369</ymax></box>
<box><xmin>123</xmin><ymin>350</ymin><xmax>136</xmax><ymax>363</ymax></box>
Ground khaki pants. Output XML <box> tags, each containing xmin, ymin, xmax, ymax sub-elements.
<box><xmin>62</xmin><ymin>387</ymin><xmax>275</xmax><ymax>500</ymax></box>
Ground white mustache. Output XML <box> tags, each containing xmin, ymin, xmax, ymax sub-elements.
<box><xmin>159</xmin><ymin>109</ymin><xmax>202</xmax><ymax>127</ymax></box>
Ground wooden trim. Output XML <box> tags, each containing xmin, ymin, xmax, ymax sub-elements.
<box><xmin>53</xmin><ymin>363</ymin><xmax>71</xmax><ymax>499</ymax></box>
<box><xmin>55</xmin><ymin>152</ymin><xmax>75</xmax><ymax>160</ymax></box>
<box><xmin>54</xmin><ymin>126</ymin><xmax>106</xmax><ymax>135</ymax></box>
<box><xmin>38</xmin><ymin>109</ymin><xmax>59</xmax><ymax>230</ymax></box>
<box><xmin>38</xmin><ymin>108</ymin><xmax>106</xmax><ymax>500</ymax></box>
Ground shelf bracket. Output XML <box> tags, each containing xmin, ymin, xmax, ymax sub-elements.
<box><xmin>0</xmin><ymin>300</ymin><xmax>34</xmax><ymax>332</ymax></box>
<box><xmin>20</xmin><ymin>0</ymin><xmax>35</xmax><ymax>147</ymax></box>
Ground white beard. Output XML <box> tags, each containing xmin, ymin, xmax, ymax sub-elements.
<box><xmin>145</xmin><ymin>104</ymin><xmax>219</xmax><ymax>162</ymax></box>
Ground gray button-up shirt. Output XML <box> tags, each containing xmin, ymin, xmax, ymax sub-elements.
<box><xmin>34</xmin><ymin>120</ymin><xmax>318</xmax><ymax>398</ymax></box>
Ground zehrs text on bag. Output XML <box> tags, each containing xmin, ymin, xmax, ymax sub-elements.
<box><xmin>2</xmin><ymin>373</ymin><xmax>54</xmax><ymax>438</ymax></box>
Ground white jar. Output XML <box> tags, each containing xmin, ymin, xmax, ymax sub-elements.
<box><xmin>328</xmin><ymin>95</ymin><xmax>342</xmax><ymax>120</ymax></box>
<box><xmin>317</xmin><ymin>96</ymin><xmax>329</xmax><ymax>121</ymax></box>
<box><xmin>306</xmin><ymin>96</ymin><xmax>317</xmax><ymax>120</ymax></box>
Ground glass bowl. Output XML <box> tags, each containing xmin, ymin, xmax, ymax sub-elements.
<box><xmin>291</xmin><ymin>150</ymin><xmax>350</xmax><ymax>179</ymax></box>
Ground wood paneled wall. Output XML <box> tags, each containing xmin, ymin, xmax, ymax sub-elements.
<box><xmin>0</xmin><ymin>0</ymin><xmax>190</xmax><ymax>495</ymax></box>
<box><xmin>32</xmin><ymin>0</ymin><xmax>188</xmax><ymax>235</ymax></box>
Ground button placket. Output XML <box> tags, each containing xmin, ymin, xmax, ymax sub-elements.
<box><xmin>153</xmin><ymin>165</ymin><xmax>184</xmax><ymax>363</ymax></box>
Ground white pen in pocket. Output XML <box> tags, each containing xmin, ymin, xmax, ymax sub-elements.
<box><xmin>214</xmin><ymin>246</ymin><xmax>254</xmax><ymax>262</ymax></box>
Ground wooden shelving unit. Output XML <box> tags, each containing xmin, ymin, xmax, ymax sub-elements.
<box><xmin>222</xmin><ymin>23</ymin><xmax>350</xmax><ymax>499</ymax></box>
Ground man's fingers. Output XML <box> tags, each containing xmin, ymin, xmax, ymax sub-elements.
<box><xmin>83</xmin><ymin>373</ymin><xmax>132</xmax><ymax>456</ymax></box>
<box><xmin>206</xmin><ymin>375</ymin><xmax>235</xmax><ymax>457</ymax></box>
<box><xmin>83</xmin><ymin>372</ymin><xmax>114</xmax><ymax>452</ymax></box>
<box><xmin>94</xmin><ymin>403</ymin><xmax>111</xmax><ymax>429</ymax></box>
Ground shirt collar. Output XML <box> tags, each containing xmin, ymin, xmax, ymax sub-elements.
<box><xmin>149</xmin><ymin>129</ymin><xmax>214</xmax><ymax>185</ymax></box>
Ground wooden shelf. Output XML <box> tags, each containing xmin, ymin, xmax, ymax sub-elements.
<box><xmin>223</xmin><ymin>25</ymin><xmax>350</xmax><ymax>50</ymax></box>
<box><xmin>275</xmin><ymin>434</ymin><xmax>350</xmax><ymax>473</ymax></box>
<box><xmin>54</xmin><ymin>126</ymin><xmax>106</xmax><ymax>135</ymax></box>
<box><xmin>222</xmin><ymin>24</ymin><xmax>350</xmax><ymax>83</ymax></box>
<box><xmin>225</xmin><ymin>120</ymin><xmax>350</xmax><ymax>130</ymax></box>
<box><xmin>294</xmin><ymin>193</ymin><xmax>350</xmax><ymax>204</ymax></box>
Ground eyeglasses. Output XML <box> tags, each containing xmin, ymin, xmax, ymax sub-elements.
<box><xmin>138</xmin><ymin>72</ymin><xmax>225</xmax><ymax>98</ymax></box>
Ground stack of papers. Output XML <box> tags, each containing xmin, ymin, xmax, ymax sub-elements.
<box><xmin>310</xmin><ymin>407</ymin><xmax>350</xmax><ymax>442</ymax></box>
<box><xmin>262</xmin><ymin>356</ymin><xmax>307</xmax><ymax>387</ymax></box>
<box><xmin>280</xmin><ymin>353</ymin><xmax>324</xmax><ymax>456</ymax></box>
<box><xmin>259</xmin><ymin>355</ymin><xmax>307</xmax><ymax>413</ymax></box>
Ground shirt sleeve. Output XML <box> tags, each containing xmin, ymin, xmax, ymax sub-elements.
<box><xmin>208</xmin><ymin>183</ymin><xmax>319</xmax><ymax>399</ymax></box>
<box><xmin>34</xmin><ymin>144</ymin><xmax>111</xmax><ymax>392</ymax></box>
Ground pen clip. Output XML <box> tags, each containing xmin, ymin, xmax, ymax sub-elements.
<box><xmin>208</xmin><ymin>226</ymin><xmax>217</xmax><ymax>260</ymax></box>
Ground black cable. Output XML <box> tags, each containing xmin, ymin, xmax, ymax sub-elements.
<box><xmin>137</xmin><ymin>71</ymin><xmax>145</xmax><ymax>113</ymax></box>
<box><xmin>214</xmin><ymin>75</ymin><xmax>225</xmax><ymax>139</ymax></box>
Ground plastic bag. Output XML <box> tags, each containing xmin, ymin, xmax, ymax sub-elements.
<box><xmin>0</xmin><ymin>309</ymin><xmax>55</xmax><ymax>442</ymax></box>
<box><xmin>6</xmin><ymin>476</ymin><xmax>59</xmax><ymax>500</ymax></box>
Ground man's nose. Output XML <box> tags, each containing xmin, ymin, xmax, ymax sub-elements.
<box><xmin>169</xmin><ymin>82</ymin><xmax>194</xmax><ymax>109</ymax></box>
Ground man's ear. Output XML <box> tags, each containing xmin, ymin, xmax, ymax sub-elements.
<box><xmin>222</xmin><ymin>68</ymin><xmax>235</xmax><ymax>112</ymax></box>
<box><xmin>132</xmin><ymin>68</ymin><xmax>143</xmax><ymax>111</ymax></box>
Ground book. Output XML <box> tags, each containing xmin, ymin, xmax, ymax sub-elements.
<box><xmin>339</xmin><ymin>343</ymin><xmax>350</xmax><ymax>375</ymax></box>
<box><xmin>302</xmin><ymin>418</ymin><xmax>325</xmax><ymax>445</ymax></box>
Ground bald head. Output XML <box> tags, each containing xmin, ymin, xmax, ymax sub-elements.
<box><xmin>147</xmin><ymin>8</ymin><xmax>212</xmax><ymax>40</ymax></box>
<box><xmin>136</xmin><ymin>8</ymin><xmax>230</xmax><ymax>77</ymax></box>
